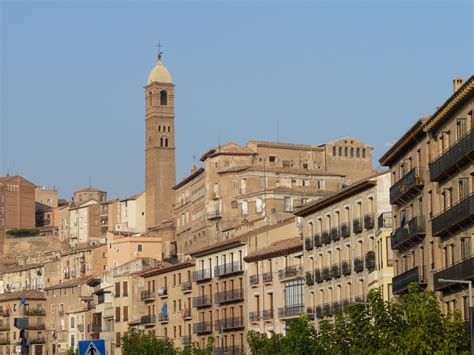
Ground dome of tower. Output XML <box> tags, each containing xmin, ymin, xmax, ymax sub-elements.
<box><xmin>147</xmin><ymin>58</ymin><xmax>173</xmax><ymax>85</ymax></box>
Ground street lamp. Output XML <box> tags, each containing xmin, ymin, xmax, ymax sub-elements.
<box><xmin>437</xmin><ymin>278</ymin><xmax>473</xmax><ymax>355</ymax></box>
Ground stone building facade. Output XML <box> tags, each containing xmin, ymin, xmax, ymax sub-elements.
<box><xmin>295</xmin><ymin>171</ymin><xmax>393</xmax><ymax>327</ymax></box>
<box><xmin>0</xmin><ymin>175</ymin><xmax>36</xmax><ymax>230</ymax></box>
<box><xmin>379</xmin><ymin>76</ymin><xmax>473</xmax><ymax>322</ymax></box>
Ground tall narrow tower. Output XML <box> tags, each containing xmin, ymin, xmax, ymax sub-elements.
<box><xmin>144</xmin><ymin>53</ymin><xmax>176</xmax><ymax>229</ymax></box>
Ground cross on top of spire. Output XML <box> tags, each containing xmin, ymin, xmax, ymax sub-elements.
<box><xmin>157</xmin><ymin>41</ymin><xmax>163</xmax><ymax>60</ymax></box>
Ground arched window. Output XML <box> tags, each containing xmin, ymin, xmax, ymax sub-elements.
<box><xmin>168</xmin><ymin>126</ymin><xmax>171</xmax><ymax>133</ymax></box>
<box><xmin>158</xmin><ymin>126</ymin><xmax>161</xmax><ymax>132</ymax></box>
<box><xmin>350</xmin><ymin>147</ymin><xmax>354</xmax><ymax>157</ymax></box>
<box><xmin>148</xmin><ymin>91</ymin><xmax>153</xmax><ymax>106</ymax></box>
<box><xmin>160</xmin><ymin>90</ymin><xmax>168</xmax><ymax>105</ymax></box>
<box><xmin>70</xmin><ymin>317</ymin><xmax>75</xmax><ymax>328</ymax></box>
<box><xmin>356</xmin><ymin>148</ymin><xmax>360</xmax><ymax>157</ymax></box>
<box><xmin>362</xmin><ymin>148</ymin><xmax>366</xmax><ymax>158</ymax></box>
<box><xmin>165</xmin><ymin>138</ymin><xmax>169</xmax><ymax>147</ymax></box>
<box><xmin>160</xmin><ymin>137</ymin><xmax>163</xmax><ymax>147</ymax></box>
<box><xmin>344</xmin><ymin>147</ymin><xmax>348</xmax><ymax>157</ymax></box>
<box><xmin>338</xmin><ymin>147</ymin><xmax>342</xmax><ymax>156</ymax></box>
<box><xmin>332</xmin><ymin>146</ymin><xmax>336</xmax><ymax>156</ymax></box>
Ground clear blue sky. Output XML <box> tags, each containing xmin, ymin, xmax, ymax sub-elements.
<box><xmin>1</xmin><ymin>1</ymin><xmax>472</xmax><ymax>199</ymax></box>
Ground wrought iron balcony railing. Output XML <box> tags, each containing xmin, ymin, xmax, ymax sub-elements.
<box><xmin>353</xmin><ymin>257</ymin><xmax>364</xmax><ymax>273</ymax></box>
<box><xmin>434</xmin><ymin>256</ymin><xmax>474</xmax><ymax>291</ymax></box>
<box><xmin>214</xmin><ymin>289</ymin><xmax>244</xmax><ymax>304</ymax></box>
<box><xmin>140</xmin><ymin>290</ymin><xmax>155</xmax><ymax>301</ymax></box>
<box><xmin>365</xmin><ymin>251</ymin><xmax>376</xmax><ymax>271</ymax></box>
<box><xmin>249</xmin><ymin>274</ymin><xmax>259</xmax><ymax>286</ymax></box>
<box><xmin>140</xmin><ymin>314</ymin><xmax>156</xmax><ymax>325</ymax></box>
<box><xmin>214</xmin><ymin>261</ymin><xmax>243</xmax><ymax>277</ymax></box>
<box><xmin>262</xmin><ymin>272</ymin><xmax>273</xmax><ymax>283</ymax></box>
<box><xmin>305</xmin><ymin>237</ymin><xmax>314</xmax><ymax>250</ymax></box>
<box><xmin>330</xmin><ymin>227</ymin><xmax>340</xmax><ymax>242</ymax></box>
<box><xmin>352</xmin><ymin>218</ymin><xmax>363</xmax><ymax>234</ymax></box>
<box><xmin>193</xmin><ymin>295</ymin><xmax>212</xmax><ymax>308</ymax></box>
<box><xmin>314</xmin><ymin>234</ymin><xmax>322</xmax><ymax>247</ymax></box>
<box><xmin>214</xmin><ymin>317</ymin><xmax>244</xmax><ymax>331</ymax></box>
<box><xmin>392</xmin><ymin>266</ymin><xmax>427</xmax><ymax>294</ymax></box>
<box><xmin>192</xmin><ymin>269</ymin><xmax>212</xmax><ymax>282</ymax></box>
<box><xmin>193</xmin><ymin>321</ymin><xmax>212</xmax><ymax>334</ymax></box>
<box><xmin>321</xmin><ymin>230</ymin><xmax>331</xmax><ymax>244</ymax></box>
<box><xmin>277</xmin><ymin>305</ymin><xmax>305</xmax><ymax>318</ymax></box>
<box><xmin>306</xmin><ymin>271</ymin><xmax>314</xmax><ymax>285</ymax></box>
<box><xmin>341</xmin><ymin>260</ymin><xmax>351</xmax><ymax>275</ymax></box>
<box><xmin>331</xmin><ymin>264</ymin><xmax>341</xmax><ymax>278</ymax></box>
<box><xmin>340</xmin><ymin>223</ymin><xmax>350</xmax><ymax>238</ymax></box>
<box><xmin>431</xmin><ymin>194</ymin><xmax>474</xmax><ymax>237</ymax></box>
<box><xmin>378</xmin><ymin>212</ymin><xmax>392</xmax><ymax>229</ymax></box>
<box><xmin>278</xmin><ymin>265</ymin><xmax>303</xmax><ymax>279</ymax></box>
<box><xmin>181</xmin><ymin>281</ymin><xmax>192</xmax><ymax>293</ymax></box>
<box><xmin>315</xmin><ymin>269</ymin><xmax>323</xmax><ymax>283</ymax></box>
<box><xmin>390</xmin><ymin>167</ymin><xmax>424</xmax><ymax>205</ymax></box>
<box><xmin>429</xmin><ymin>129</ymin><xmax>474</xmax><ymax>182</ymax></box>
<box><xmin>364</xmin><ymin>213</ymin><xmax>375</xmax><ymax>230</ymax></box>
<box><xmin>391</xmin><ymin>216</ymin><xmax>426</xmax><ymax>251</ymax></box>
<box><xmin>262</xmin><ymin>309</ymin><xmax>274</xmax><ymax>320</ymax></box>
<box><xmin>322</xmin><ymin>267</ymin><xmax>331</xmax><ymax>281</ymax></box>
<box><xmin>249</xmin><ymin>311</ymin><xmax>261</xmax><ymax>322</ymax></box>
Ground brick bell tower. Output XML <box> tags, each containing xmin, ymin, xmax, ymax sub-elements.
<box><xmin>144</xmin><ymin>51</ymin><xmax>176</xmax><ymax>229</ymax></box>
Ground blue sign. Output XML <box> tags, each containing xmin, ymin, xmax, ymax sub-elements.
<box><xmin>79</xmin><ymin>340</ymin><xmax>106</xmax><ymax>355</ymax></box>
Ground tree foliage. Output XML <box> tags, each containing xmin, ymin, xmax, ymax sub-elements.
<box><xmin>121</xmin><ymin>328</ymin><xmax>214</xmax><ymax>355</ymax></box>
<box><xmin>247</xmin><ymin>284</ymin><xmax>469</xmax><ymax>354</ymax></box>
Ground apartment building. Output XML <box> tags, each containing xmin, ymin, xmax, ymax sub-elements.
<box><xmin>44</xmin><ymin>275</ymin><xmax>94</xmax><ymax>354</ymax></box>
<box><xmin>244</xmin><ymin>237</ymin><xmax>303</xmax><ymax>336</ymax></box>
<box><xmin>1</xmin><ymin>263</ymin><xmax>45</xmax><ymax>293</ymax></box>
<box><xmin>0</xmin><ymin>290</ymin><xmax>47</xmax><ymax>354</ymax></box>
<box><xmin>379</xmin><ymin>76</ymin><xmax>473</xmax><ymax>322</ymax></box>
<box><xmin>35</xmin><ymin>186</ymin><xmax>58</xmax><ymax>208</ymax></box>
<box><xmin>0</xmin><ymin>175</ymin><xmax>36</xmax><ymax>230</ymax></box>
<box><xmin>69</xmin><ymin>201</ymin><xmax>102</xmax><ymax>247</ymax></box>
<box><xmin>60</xmin><ymin>244</ymin><xmax>107</xmax><ymax>283</ymax></box>
<box><xmin>190</xmin><ymin>218</ymin><xmax>299</xmax><ymax>354</ymax></box>
<box><xmin>295</xmin><ymin>171</ymin><xmax>393</xmax><ymax>326</ymax></box>
<box><xmin>173</xmin><ymin>138</ymin><xmax>374</xmax><ymax>254</ymax></box>
<box><xmin>138</xmin><ymin>261</ymin><xmax>195</xmax><ymax>350</ymax></box>
<box><xmin>106</xmin><ymin>231</ymin><xmax>162</xmax><ymax>270</ymax></box>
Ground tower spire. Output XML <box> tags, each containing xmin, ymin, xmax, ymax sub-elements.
<box><xmin>157</xmin><ymin>41</ymin><xmax>163</xmax><ymax>61</ymax></box>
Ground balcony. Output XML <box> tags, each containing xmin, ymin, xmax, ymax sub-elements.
<box><xmin>140</xmin><ymin>290</ymin><xmax>155</xmax><ymax>301</ymax></box>
<box><xmin>27</xmin><ymin>323</ymin><xmax>45</xmax><ymax>330</ymax></box>
<box><xmin>207</xmin><ymin>210</ymin><xmax>222</xmax><ymax>220</ymax></box>
<box><xmin>378</xmin><ymin>212</ymin><xmax>392</xmax><ymax>229</ymax></box>
<box><xmin>306</xmin><ymin>307</ymin><xmax>315</xmax><ymax>320</ymax></box>
<box><xmin>193</xmin><ymin>295</ymin><xmax>212</xmax><ymax>308</ymax></box>
<box><xmin>390</xmin><ymin>167</ymin><xmax>424</xmax><ymax>205</ymax></box>
<box><xmin>213</xmin><ymin>346</ymin><xmax>242</xmax><ymax>355</ymax></box>
<box><xmin>215</xmin><ymin>289</ymin><xmax>244</xmax><ymax>304</ymax></box>
<box><xmin>192</xmin><ymin>269</ymin><xmax>212</xmax><ymax>282</ymax></box>
<box><xmin>278</xmin><ymin>265</ymin><xmax>303</xmax><ymax>280</ymax></box>
<box><xmin>315</xmin><ymin>306</ymin><xmax>323</xmax><ymax>319</ymax></box>
<box><xmin>0</xmin><ymin>324</ymin><xmax>9</xmax><ymax>331</ymax></box>
<box><xmin>181</xmin><ymin>281</ymin><xmax>192</xmax><ymax>293</ymax></box>
<box><xmin>262</xmin><ymin>272</ymin><xmax>273</xmax><ymax>283</ymax></box>
<box><xmin>429</xmin><ymin>130</ymin><xmax>474</xmax><ymax>182</ymax></box>
<box><xmin>215</xmin><ymin>317</ymin><xmax>244</xmax><ymax>331</ymax></box>
<box><xmin>0</xmin><ymin>338</ymin><xmax>9</xmax><ymax>345</ymax></box>
<box><xmin>305</xmin><ymin>237</ymin><xmax>314</xmax><ymax>250</ymax></box>
<box><xmin>24</xmin><ymin>308</ymin><xmax>46</xmax><ymax>316</ymax></box>
<box><xmin>364</xmin><ymin>213</ymin><xmax>375</xmax><ymax>230</ymax></box>
<box><xmin>392</xmin><ymin>266</ymin><xmax>427</xmax><ymax>294</ymax></box>
<box><xmin>103</xmin><ymin>307</ymin><xmax>114</xmax><ymax>319</ymax></box>
<box><xmin>158</xmin><ymin>287</ymin><xmax>168</xmax><ymax>298</ymax></box>
<box><xmin>182</xmin><ymin>335</ymin><xmax>191</xmax><ymax>346</ymax></box>
<box><xmin>0</xmin><ymin>310</ymin><xmax>9</xmax><ymax>317</ymax></box>
<box><xmin>340</xmin><ymin>223</ymin><xmax>350</xmax><ymax>238</ymax></box>
<box><xmin>353</xmin><ymin>257</ymin><xmax>364</xmax><ymax>273</ymax></box>
<box><xmin>341</xmin><ymin>260</ymin><xmax>351</xmax><ymax>275</ymax></box>
<box><xmin>249</xmin><ymin>311</ymin><xmax>261</xmax><ymax>322</ymax></box>
<box><xmin>431</xmin><ymin>194</ymin><xmax>474</xmax><ymax>237</ymax></box>
<box><xmin>330</xmin><ymin>227</ymin><xmax>340</xmax><ymax>242</ymax></box>
<box><xmin>321</xmin><ymin>230</ymin><xmax>331</xmax><ymax>244</ymax></box>
<box><xmin>314</xmin><ymin>234</ymin><xmax>322</xmax><ymax>247</ymax></box>
<box><xmin>158</xmin><ymin>312</ymin><xmax>169</xmax><ymax>323</ymax></box>
<box><xmin>352</xmin><ymin>218</ymin><xmax>363</xmax><ymax>234</ymax></box>
<box><xmin>277</xmin><ymin>305</ymin><xmax>305</xmax><ymax>318</ymax></box>
<box><xmin>330</xmin><ymin>264</ymin><xmax>341</xmax><ymax>279</ymax></box>
<box><xmin>183</xmin><ymin>309</ymin><xmax>192</xmax><ymax>320</ymax></box>
<box><xmin>140</xmin><ymin>314</ymin><xmax>156</xmax><ymax>325</ymax></box>
<box><xmin>391</xmin><ymin>216</ymin><xmax>426</xmax><ymax>251</ymax></box>
<box><xmin>193</xmin><ymin>321</ymin><xmax>212</xmax><ymax>334</ymax></box>
<box><xmin>306</xmin><ymin>271</ymin><xmax>314</xmax><ymax>285</ymax></box>
<box><xmin>434</xmin><ymin>256</ymin><xmax>474</xmax><ymax>291</ymax></box>
<box><xmin>322</xmin><ymin>267</ymin><xmax>331</xmax><ymax>281</ymax></box>
<box><xmin>262</xmin><ymin>309</ymin><xmax>274</xmax><ymax>320</ymax></box>
<box><xmin>321</xmin><ymin>303</ymin><xmax>332</xmax><ymax>317</ymax></box>
<box><xmin>214</xmin><ymin>261</ymin><xmax>243</xmax><ymax>277</ymax></box>
<box><xmin>30</xmin><ymin>336</ymin><xmax>46</xmax><ymax>344</ymax></box>
<box><xmin>315</xmin><ymin>269</ymin><xmax>323</xmax><ymax>283</ymax></box>
<box><xmin>365</xmin><ymin>251</ymin><xmax>376</xmax><ymax>272</ymax></box>
<box><xmin>249</xmin><ymin>274</ymin><xmax>259</xmax><ymax>286</ymax></box>
<box><xmin>77</xmin><ymin>324</ymin><xmax>84</xmax><ymax>332</ymax></box>
<box><xmin>91</xmin><ymin>324</ymin><xmax>102</xmax><ymax>333</ymax></box>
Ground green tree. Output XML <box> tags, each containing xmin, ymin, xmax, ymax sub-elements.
<box><xmin>121</xmin><ymin>328</ymin><xmax>177</xmax><ymax>355</ymax></box>
<box><xmin>247</xmin><ymin>329</ymin><xmax>283</xmax><ymax>354</ymax></box>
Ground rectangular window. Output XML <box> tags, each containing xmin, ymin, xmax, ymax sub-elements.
<box><xmin>115</xmin><ymin>307</ymin><xmax>120</xmax><ymax>322</ymax></box>
<box><xmin>123</xmin><ymin>281</ymin><xmax>128</xmax><ymax>297</ymax></box>
<box><xmin>137</xmin><ymin>244</ymin><xmax>143</xmax><ymax>252</ymax></box>
<box><xmin>283</xmin><ymin>197</ymin><xmax>293</xmax><ymax>212</ymax></box>
<box><xmin>457</xmin><ymin>118</ymin><xmax>467</xmax><ymax>139</ymax></box>
<box><xmin>123</xmin><ymin>306</ymin><xmax>128</xmax><ymax>322</ymax></box>
<box><xmin>115</xmin><ymin>282</ymin><xmax>120</xmax><ymax>297</ymax></box>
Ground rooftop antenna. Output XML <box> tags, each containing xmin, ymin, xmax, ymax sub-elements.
<box><xmin>6</xmin><ymin>160</ymin><xmax>10</xmax><ymax>176</ymax></box>
<box><xmin>88</xmin><ymin>177</ymin><xmax>92</xmax><ymax>187</ymax></box>
<box><xmin>156</xmin><ymin>41</ymin><xmax>163</xmax><ymax>60</ymax></box>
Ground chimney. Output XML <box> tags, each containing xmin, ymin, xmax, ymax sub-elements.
<box><xmin>191</xmin><ymin>164</ymin><xmax>197</xmax><ymax>174</ymax></box>
<box><xmin>453</xmin><ymin>77</ymin><xmax>464</xmax><ymax>93</ymax></box>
